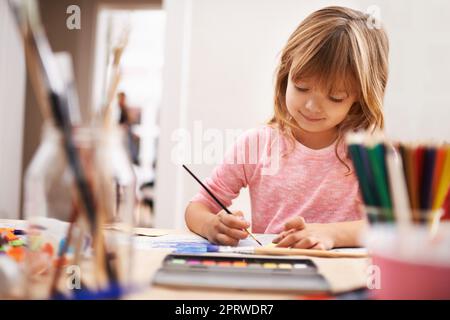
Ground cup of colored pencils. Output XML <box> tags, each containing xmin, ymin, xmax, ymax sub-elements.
<box><xmin>346</xmin><ymin>131</ymin><xmax>450</xmax><ymax>234</ymax></box>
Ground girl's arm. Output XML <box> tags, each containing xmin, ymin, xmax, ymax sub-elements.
<box><xmin>326</xmin><ymin>219</ymin><xmax>367</xmax><ymax>248</ymax></box>
<box><xmin>185</xmin><ymin>201</ymin><xmax>216</xmax><ymax>238</ymax></box>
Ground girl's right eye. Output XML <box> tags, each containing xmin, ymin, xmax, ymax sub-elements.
<box><xmin>295</xmin><ymin>86</ymin><xmax>309</xmax><ymax>92</ymax></box>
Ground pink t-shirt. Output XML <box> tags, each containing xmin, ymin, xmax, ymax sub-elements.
<box><xmin>190</xmin><ymin>125</ymin><xmax>363</xmax><ymax>234</ymax></box>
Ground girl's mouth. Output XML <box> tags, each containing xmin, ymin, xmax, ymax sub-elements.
<box><xmin>299</xmin><ymin>110</ymin><xmax>325</xmax><ymax>122</ymax></box>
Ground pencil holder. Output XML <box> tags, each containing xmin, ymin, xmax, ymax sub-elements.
<box><xmin>23</xmin><ymin>123</ymin><xmax>136</xmax><ymax>299</ymax></box>
<box><xmin>363</xmin><ymin>222</ymin><xmax>450</xmax><ymax>299</ymax></box>
<box><xmin>363</xmin><ymin>205</ymin><xmax>444</xmax><ymax>228</ymax></box>
<box><xmin>363</xmin><ymin>206</ymin><xmax>393</xmax><ymax>224</ymax></box>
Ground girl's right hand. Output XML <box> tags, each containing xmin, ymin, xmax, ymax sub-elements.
<box><xmin>203</xmin><ymin>210</ymin><xmax>250</xmax><ymax>246</ymax></box>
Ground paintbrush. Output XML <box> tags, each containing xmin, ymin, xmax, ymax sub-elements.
<box><xmin>101</xmin><ymin>25</ymin><xmax>130</xmax><ymax>128</ymax></box>
<box><xmin>182</xmin><ymin>165</ymin><xmax>262</xmax><ymax>246</ymax></box>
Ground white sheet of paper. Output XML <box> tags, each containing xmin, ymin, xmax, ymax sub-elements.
<box><xmin>239</xmin><ymin>233</ymin><xmax>277</xmax><ymax>247</ymax></box>
<box><xmin>132</xmin><ymin>233</ymin><xmax>277</xmax><ymax>250</ymax></box>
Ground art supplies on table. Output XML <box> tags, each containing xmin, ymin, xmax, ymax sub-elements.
<box><xmin>0</xmin><ymin>228</ymin><xmax>27</xmax><ymax>263</ymax></box>
<box><xmin>152</xmin><ymin>253</ymin><xmax>330</xmax><ymax>293</ymax></box>
<box><xmin>346</xmin><ymin>131</ymin><xmax>450</xmax><ymax>232</ymax></box>
<box><xmin>133</xmin><ymin>232</ymin><xmax>368</xmax><ymax>258</ymax></box>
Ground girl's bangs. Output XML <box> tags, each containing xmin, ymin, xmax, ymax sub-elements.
<box><xmin>289</xmin><ymin>30</ymin><xmax>359</xmax><ymax>96</ymax></box>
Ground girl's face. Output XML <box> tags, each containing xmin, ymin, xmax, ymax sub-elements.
<box><xmin>285</xmin><ymin>73</ymin><xmax>357</xmax><ymax>134</ymax></box>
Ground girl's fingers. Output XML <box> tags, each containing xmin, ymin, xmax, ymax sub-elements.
<box><xmin>284</xmin><ymin>216</ymin><xmax>306</xmax><ymax>231</ymax></box>
<box><xmin>292</xmin><ymin>237</ymin><xmax>319</xmax><ymax>249</ymax></box>
<box><xmin>272</xmin><ymin>229</ymin><xmax>295</xmax><ymax>244</ymax></box>
<box><xmin>218</xmin><ymin>211</ymin><xmax>250</xmax><ymax>229</ymax></box>
<box><xmin>272</xmin><ymin>235</ymin><xmax>281</xmax><ymax>244</ymax></box>
<box><xmin>275</xmin><ymin>231</ymin><xmax>305</xmax><ymax>248</ymax></box>
<box><xmin>217</xmin><ymin>222</ymin><xmax>248</xmax><ymax>240</ymax></box>
<box><xmin>216</xmin><ymin>233</ymin><xmax>239</xmax><ymax>246</ymax></box>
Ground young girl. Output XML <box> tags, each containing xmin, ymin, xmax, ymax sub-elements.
<box><xmin>185</xmin><ymin>6</ymin><xmax>389</xmax><ymax>249</ymax></box>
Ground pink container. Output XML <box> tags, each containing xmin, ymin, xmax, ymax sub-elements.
<box><xmin>365</xmin><ymin>224</ymin><xmax>450</xmax><ymax>300</ymax></box>
<box><xmin>371</xmin><ymin>254</ymin><xmax>450</xmax><ymax>299</ymax></box>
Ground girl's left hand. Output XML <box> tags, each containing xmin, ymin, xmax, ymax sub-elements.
<box><xmin>272</xmin><ymin>217</ymin><xmax>335</xmax><ymax>250</ymax></box>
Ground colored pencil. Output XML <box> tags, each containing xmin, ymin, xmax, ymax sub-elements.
<box><xmin>386</xmin><ymin>146</ymin><xmax>411</xmax><ymax>226</ymax></box>
<box><xmin>414</xmin><ymin>146</ymin><xmax>425</xmax><ymax>215</ymax></box>
<box><xmin>346</xmin><ymin>131</ymin><xmax>450</xmax><ymax>231</ymax></box>
<box><xmin>421</xmin><ymin>147</ymin><xmax>436</xmax><ymax>210</ymax></box>
<box><xmin>366</xmin><ymin>143</ymin><xmax>393</xmax><ymax>220</ymax></box>
<box><xmin>405</xmin><ymin>145</ymin><xmax>420</xmax><ymax>221</ymax></box>
<box><xmin>433</xmin><ymin>147</ymin><xmax>450</xmax><ymax>210</ymax></box>
<box><xmin>357</xmin><ymin>145</ymin><xmax>379</xmax><ymax>206</ymax></box>
<box><xmin>431</xmin><ymin>147</ymin><xmax>446</xmax><ymax>208</ymax></box>
<box><xmin>347</xmin><ymin>144</ymin><xmax>373</xmax><ymax>206</ymax></box>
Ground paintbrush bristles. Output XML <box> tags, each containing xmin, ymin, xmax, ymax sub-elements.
<box><xmin>101</xmin><ymin>27</ymin><xmax>130</xmax><ymax>129</ymax></box>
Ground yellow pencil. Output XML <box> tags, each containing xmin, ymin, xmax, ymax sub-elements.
<box><xmin>433</xmin><ymin>146</ymin><xmax>450</xmax><ymax>210</ymax></box>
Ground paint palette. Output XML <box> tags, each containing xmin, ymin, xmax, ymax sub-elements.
<box><xmin>153</xmin><ymin>253</ymin><xmax>330</xmax><ymax>293</ymax></box>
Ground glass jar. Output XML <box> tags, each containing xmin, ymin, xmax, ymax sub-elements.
<box><xmin>23</xmin><ymin>123</ymin><xmax>136</xmax><ymax>299</ymax></box>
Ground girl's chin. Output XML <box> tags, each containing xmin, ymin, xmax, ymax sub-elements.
<box><xmin>293</xmin><ymin>119</ymin><xmax>328</xmax><ymax>133</ymax></box>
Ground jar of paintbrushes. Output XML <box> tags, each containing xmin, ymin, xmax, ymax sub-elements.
<box><xmin>346</xmin><ymin>131</ymin><xmax>450</xmax><ymax>299</ymax></box>
<box><xmin>8</xmin><ymin>0</ymin><xmax>136</xmax><ymax>300</ymax></box>
<box><xmin>23</xmin><ymin>123</ymin><xmax>136</xmax><ymax>299</ymax></box>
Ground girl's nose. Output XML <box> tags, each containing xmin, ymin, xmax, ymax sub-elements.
<box><xmin>304</xmin><ymin>98</ymin><xmax>321</xmax><ymax>113</ymax></box>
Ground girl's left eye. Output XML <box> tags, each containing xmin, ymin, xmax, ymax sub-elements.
<box><xmin>329</xmin><ymin>96</ymin><xmax>344</xmax><ymax>103</ymax></box>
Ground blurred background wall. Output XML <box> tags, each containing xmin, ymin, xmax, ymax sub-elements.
<box><xmin>0</xmin><ymin>0</ymin><xmax>26</xmax><ymax>219</ymax></box>
<box><xmin>1</xmin><ymin>0</ymin><xmax>449</xmax><ymax>226</ymax></box>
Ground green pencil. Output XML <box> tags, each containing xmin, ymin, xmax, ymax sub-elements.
<box><xmin>367</xmin><ymin>143</ymin><xmax>393</xmax><ymax>221</ymax></box>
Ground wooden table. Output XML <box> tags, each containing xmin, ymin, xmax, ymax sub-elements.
<box><xmin>0</xmin><ymin>219</ymin><xmax>370</xmax><ymax>299</ymax></box>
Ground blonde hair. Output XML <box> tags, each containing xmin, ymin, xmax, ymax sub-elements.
<box><xmin>269</xmin><ymin>6</ymin><xmax>389</xmax><ymax>172</ymax></box>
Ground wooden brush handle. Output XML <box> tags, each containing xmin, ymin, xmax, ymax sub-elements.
<box><xmin>254</xmin><ymin>246</ymin><xmax>368</xmax><ymax>258</ymax></box>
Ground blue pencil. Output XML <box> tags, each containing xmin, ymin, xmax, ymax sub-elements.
<box><xmin>421</xmin><ymin>147</ymin><xmax>437</xmax><ymax>210</ymax></box>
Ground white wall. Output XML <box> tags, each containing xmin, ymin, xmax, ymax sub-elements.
<box><xmin>155</xmin><ymin>0</ymin><xmax>450</xmax><ymax>229</ymax></box>
<box><xmin>0</xmin><ymin>0</ymin><xmax>26</xmax><ymax>219</ymax></box>
<box><xmin>380</xmin><ymin>0</ymin><xmax>450</xmax><ymax>141</ymax></box>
